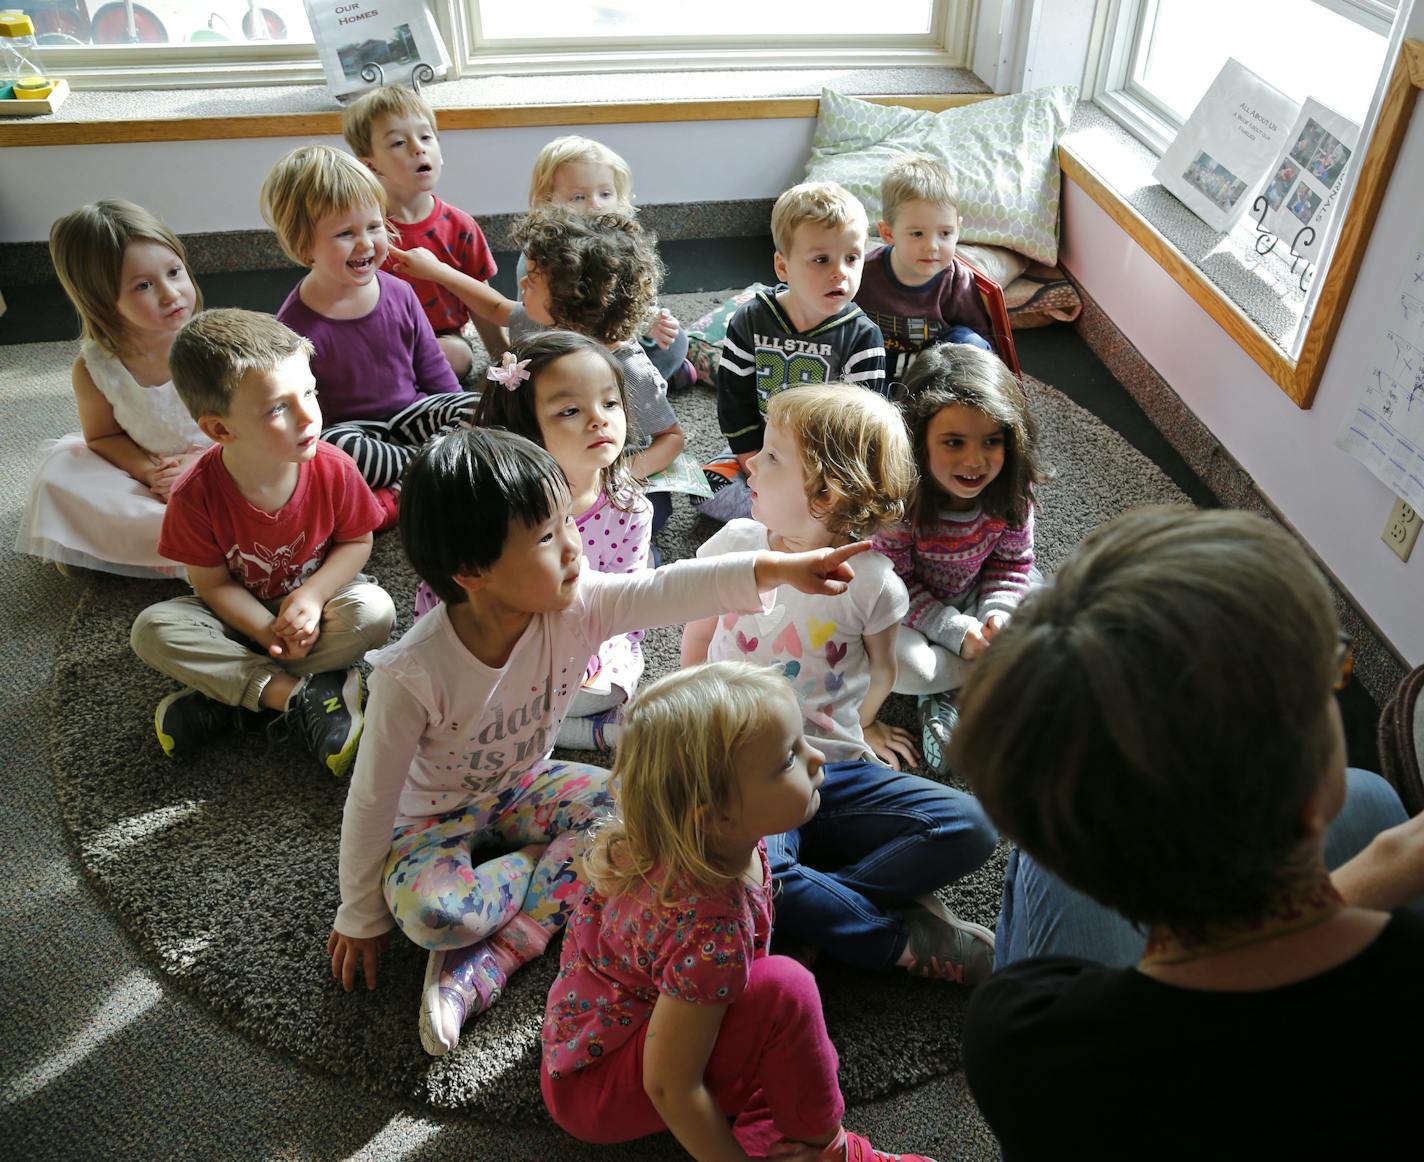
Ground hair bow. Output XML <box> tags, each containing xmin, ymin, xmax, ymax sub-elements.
<box><xmin>486</xmin><ymin>352</ymin><xmax>531</xmax><ymax>390</ymax></box>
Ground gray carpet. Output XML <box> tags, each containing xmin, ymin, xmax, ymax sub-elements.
<box><xmin>40</xmin><ymin>291</ymin><xmax>1190</xmax><ymax>1128</ymax></box>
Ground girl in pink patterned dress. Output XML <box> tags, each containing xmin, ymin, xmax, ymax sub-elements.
<box><xmin>414</xmin><ymin>330</ymin><xmax>651</xmax><ymax>751</ymax></box>
<box><xmin>542</xmin><ymin>661</ymin><xmax>939</xmax><ymax>1162</ymax></box>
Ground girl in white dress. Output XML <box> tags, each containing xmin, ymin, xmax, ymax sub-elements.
<box><xmin>15</xmin><ymin>200</ymin><xmax>208</xmax><ymax>577</ymax></box>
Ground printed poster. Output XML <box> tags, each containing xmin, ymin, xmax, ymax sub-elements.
<box><xmin>1154</xmin><ymin>60</ymin><xmax>1301</xmax><ymax>233</ymax></box>
<box><xmin>303</xmin><ymin>0</ymin><xmax>449</xmax><ymax>100</ymax></box>
<box><xmin>1261</xmin><ymin>99</ymin><xmax>1360</xmax><ymax>262</ymax></box>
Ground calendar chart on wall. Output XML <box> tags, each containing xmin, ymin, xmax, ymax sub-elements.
<box><xmin>1337</xmin><ymin>216</ymin><xmax>1424</xmax><ymax>512</ymax></box>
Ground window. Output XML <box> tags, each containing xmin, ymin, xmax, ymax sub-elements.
<box><xmin>8</xmin><ymin>0</ymin><xmax>971</xmax><ymax>89</ymax></box>
<box><xmin>1094</xmin><ymin>0</ymin><xmax>1396</xmax><ymax>153</ymax></box>
<box><xmin>453</xmin><ymin>0</ymin><xmax>967</xmax><ymax>74</ymax></box>
<box><xmin>8</xmin><ymin>1</ymin><xmax>319</xmax><ymax>88</ymax></box>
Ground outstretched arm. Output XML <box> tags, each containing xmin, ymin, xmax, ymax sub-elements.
<box><xmin>1333</xmin><ymin>811</ymin><xmax>1424</xmax><ymax>911</ymax></box>
<box><xmin>387</xmin><ymin>244</ymin><xmax>515</xmax><ymax>327</ymax></box>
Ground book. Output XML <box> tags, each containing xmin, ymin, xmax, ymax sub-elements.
<box><xmin>302</xmin><ymin>0</ymin><xmax>449</xmax><ymax>101</ymax></box>
<box><xmin>644</xmin><ymin>450</ymin><xmax>714</xmax><ymax>498</ymax></box>
<box><xmin>1260</xmin><ymin>99</ymin><xmax>1360</xmax><ymax>263</ymax></box>
<box><xmin>1153</xmin><ymin>60</ymin><xmax>1301</xmax><ymax>234</ymax></box>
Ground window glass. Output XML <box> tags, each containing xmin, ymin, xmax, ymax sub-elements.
<box><xmin>1136</xmin><ymin>0</ymin><xmax>1390</xmax><ymax>126</ymax></box>
<box><xmin>14</xmin><ymin>1</ymin><xmax>312</xmax><ymax>48</ymax></box>
<box><xmin>476</xmin><ymin>0</ymin><xmax>934</xmax><ymax>41</ymax></box>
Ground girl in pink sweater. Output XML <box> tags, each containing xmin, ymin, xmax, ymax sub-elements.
<box><xmin>872</xmin><ymin>343</ymin><xmax>1043</xmax><ymax>776</ymax></box>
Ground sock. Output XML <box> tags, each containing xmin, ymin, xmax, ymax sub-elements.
<box><xmin>487</xmin><ymin>912</ymin><xmax>552</xmax><ymax>979</ymax></box>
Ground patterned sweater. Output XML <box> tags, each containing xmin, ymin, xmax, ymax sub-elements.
<box><xmin>872</xmin><ymin>503</ymin><xmax>1035</xmax><ymax>654</ymax></box>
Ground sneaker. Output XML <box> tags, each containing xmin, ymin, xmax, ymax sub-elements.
<box><xmin>154</xmin><ymin>688</ymin><xmax>245</xmax><ymax>759</ymax></box>
<box><xmin>292</xmin><ymin>667</ymin><xmax>364</xmax><ymax>777</ymax></box>
<box><xmin>668</xmin><ymin>357</ymin><xmax>698</xmax><ymax>391</ymax></box>
<box><xmin>372</xmin><ymin>485</ymin><xmax>400</xmax><ymax>533</ymax></box>
<box><xmin>419</xmin><ymin>943</ymin><xmax>506</xmax><ymax>1057</ymax></box>
<box><xmin>917</xmin><ymin>691</ymin><xmax>959</xmax><ymax>777</ymax></box>
<box><xmin>897</xmin><ymin>894</ymin><xmax>995</xmax><ymax>987</ymax></box>
<box><xmin>819</xmin><ymin>1127</ymin><xmax>939</xmax><ymax>1162</ymax></box>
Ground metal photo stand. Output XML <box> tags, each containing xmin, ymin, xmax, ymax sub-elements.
<box><xmin>1253</xmin><ymin>195</ymin><xmax>1317</xmax><ymax>293</ymax></box>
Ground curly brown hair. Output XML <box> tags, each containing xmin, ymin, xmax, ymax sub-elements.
<box><xmin>512</xmin><ymin>205</ymin><xmax>663</xmax><ymax>345</ymax></box>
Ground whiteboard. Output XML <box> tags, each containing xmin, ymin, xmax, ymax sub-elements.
<box><xmin>1336</xmin><ymin>217</ymin><xmax>1424</xmax><ymax>510</ymax></box>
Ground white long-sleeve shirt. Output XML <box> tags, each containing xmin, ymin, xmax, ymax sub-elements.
<box><xmin>335</xmin><ymin>553</ymin><xmax>763</xmax><ymax>938</ymax></box>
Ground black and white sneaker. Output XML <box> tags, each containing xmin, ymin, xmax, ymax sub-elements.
<box><xmin>917</xmin><ymin>691</ymin><xmax>960</xmax><ymax>778</ymax></box>
<box><xmin>292</xmin><ymin>667</ymin><xmax>364</xmax><ymax>777</ymax></box>
<box><xmin>154</xmin><ymin>688</ymin><xmax>243</xmax><ymax>759</ymax></box>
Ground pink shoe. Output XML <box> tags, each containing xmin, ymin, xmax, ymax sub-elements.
<box><xmin>418</xmin><ymin>942</ymin><xmax>506</xmax><ymax>1056</ymax></box>
<box><xmin>818</xmin><ymin>1128</ymin><xmax>938</xmax><ymax>1162</ymax></box>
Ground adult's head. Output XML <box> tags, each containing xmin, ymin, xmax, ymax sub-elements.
<box><xmin>951</xmin><ymin>506</ymin><xmax>1346</xmax><ymax>934</ymax></box>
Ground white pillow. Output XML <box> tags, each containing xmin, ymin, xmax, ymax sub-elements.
<box><xmin>806</xmin><ymin>86</ymin><xmax>1077</xmax><ymax>265</ymax></box>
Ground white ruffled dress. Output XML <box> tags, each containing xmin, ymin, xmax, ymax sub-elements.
<box><xmin>15</xmin><ymin>341</ymin><xmax>211</xmax><ymax>577</ymax></box>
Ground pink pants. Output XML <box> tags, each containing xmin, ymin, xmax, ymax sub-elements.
<box><xmin>541</xmin><ymin>955</ymin><xmax>844</xmax><ymax>1158</ymax></box>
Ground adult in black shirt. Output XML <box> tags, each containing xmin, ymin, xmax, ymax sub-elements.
<box><xmin>947</xmin><ymin>507</ymin><xmax>1424</xmax><ymax>1160</ymax></box>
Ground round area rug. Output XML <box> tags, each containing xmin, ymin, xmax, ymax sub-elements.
<box><xmin>49</xmin><ymin>333</ymin><xmax>1189</xmax><ymax>1118</ymax></box>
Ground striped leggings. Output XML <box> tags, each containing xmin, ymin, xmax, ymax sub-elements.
<box><xmin>322</xmin><ymin>391</ymin><xmax>478</xmax><ymax>489</ymax></box>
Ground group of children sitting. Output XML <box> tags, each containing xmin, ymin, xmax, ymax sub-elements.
<box><xmin>17</xmin><ymin>80</ymin><xmax>1421</xmax><ymax>1162</ymax></box>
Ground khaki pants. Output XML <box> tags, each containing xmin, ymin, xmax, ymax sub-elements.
<box><xmin>130</xmin><ymin>579</ymin><xmax>395</xmax><ymax>711</ymax></box>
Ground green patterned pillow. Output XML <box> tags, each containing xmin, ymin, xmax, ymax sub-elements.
<box><xmin>807</xmin><ymin>86</ymin><xmax>1076</xmax><ymax>265</ymax></box>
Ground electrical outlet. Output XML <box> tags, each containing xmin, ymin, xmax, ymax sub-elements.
<box><xmin>1382</xmin><ymin>497</ymin><xmax>1421</xmax><ymax>562</ymax></box>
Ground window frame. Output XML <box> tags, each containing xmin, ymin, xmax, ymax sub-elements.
<box><xmin>1090</xmin><ymin>0</ymin><xmax>1399</xmax><ymax>155</ymax></box>
<box><xmin>28</xmin><ymin>0</ymin><xmax>974</xmax><ymax>91</ymax></box>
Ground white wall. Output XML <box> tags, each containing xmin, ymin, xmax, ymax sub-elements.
<box><xmin>1060</xmin><ymin>99</ymin><xmax>1424</xmax><ymax>664</ymax></box>
<box><xmin>0</xmin><ymin>117</ymin><xmax>815</xmax><ymax>243</ymax></box>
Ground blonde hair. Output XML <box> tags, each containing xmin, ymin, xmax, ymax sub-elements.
<box><xmin>528</xmin><ymin>135</ymin><xmax>634</xmax><ymax>208</ymax></box>
<box><xmin>48</xmin><ymin>200</ymin><xmax>203</xmax><ymax>359</ymax></box>
<box><xmin>260</xmin><ymin>145</ymin><xmax>388</xmax><ymax>267</ymax></box>
<box><xmin>770</xmin><ymin>180</ymin><xmax>868</xmax><ymax>256</ymax></box>
<box><xmin>341</xmin><ymin>83</ymin><xmax>437</xmax><ymax>158</ymax></box>
<box><xmin>581</xmin><ymin>663</ymin><xmax>799</xmax><ymax>902</ymax></box>
<box><xmin>169</xmin><ymin>308</ymin><xmax>314</xmax><ymax>421</ymax></box>
<box><xmin>766</xmin><ymin>384</ymin><xmax>917</xmax><ymax>539</ymax></box>
<box><xmin>880</xmin><ymin>155</ymin><xmax>960</xmax><ymax>225</ymax></box>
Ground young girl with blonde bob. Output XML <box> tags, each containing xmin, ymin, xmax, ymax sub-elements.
<box><xmin>523</xmin><ymin>134</ymin><xmax>694</xmax><ymax>388</ymax></box>
<box><xmin>390</xmin><ymin>205</ymin><xmax>686</xmax><ymax>531</ymax></box>
<box><xmin>330</xmin><ymin>426</ymin><xmax>871</xmax><ymax>1058</ymax></box>
<box><xmin>16</xmin><ymin>200</ymin><xmax>208</xmax><ymax>577</ymax></box>
<box><xmin>683</xmin><ymin>384</ymin><xmax>997</xmax><ymax>982</ymax></box>
<box><xmin>414</xmin><ymin>331</ymin><xmax>652</xmax><ymax>751</ymax></box>
<box><xmin>542</xmin><ymin>661</ymin><xmax>940</xmax><ymax>1162</ymax></box>
<box><xmin>261</xmin><ymin>144</ymin><xmax>470</xmax><ymax>512</ymax></box>
<box><xmin>873</xmin><ymin>342</ymin><xmax>1042</xmax><ymax>777</ymax></box>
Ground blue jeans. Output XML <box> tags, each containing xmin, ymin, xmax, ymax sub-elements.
<box><xmin>766</xmin><ymin>758</ymin><xmax>998</xmax><ymax>970</ymax></box>
<box><xmin>941</xmin><ymin>325</ymin><xmax>993</xmax><ymax>352</ymax></box>
<box><xmin>994</xmin><ymin>767</ymin><xmax>1411</xmax><ymax>970</ymax></box>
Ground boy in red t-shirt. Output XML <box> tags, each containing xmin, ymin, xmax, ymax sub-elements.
<box><xmin>130</xmin><ymin>309</ymin><xmax>395</xmax><ymax>776</ymax></box>
<box><xmin>342</xmin><ymin>84</ymin><xmax>505</xmax><ymax>378</ymax></box>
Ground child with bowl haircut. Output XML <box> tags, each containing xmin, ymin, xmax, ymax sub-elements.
<box><xmin>700</xmin><ymin>180</ymin><xmax>887</xmax><ymax>524</ymax></box>
<box><xmin>261</xmin><ymin>144</ymin><xmax>469</xmax><ymax>506</ymax></box>
<box><xmin>855</xmin><ymin>155</ymin><xmax>1018</xmax><ymax>380</ymax></box>
<box><xmin>341</xmin><ymin>84</ymin><xmax>506</xmax><ymax>376</ymax></box>
<box><xmin>130</xmin><ymin>309</ymin><xmax>394</xmax><ymax>776</ymax></box>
